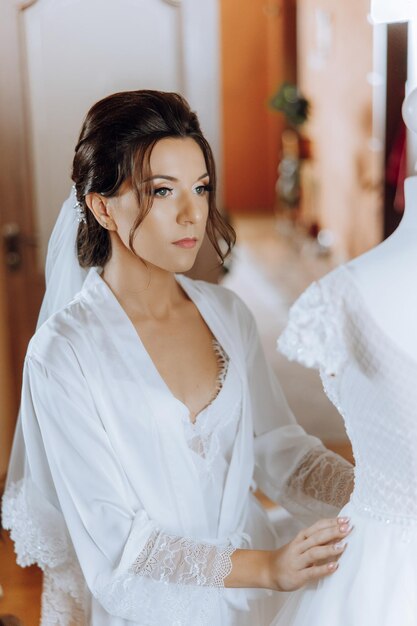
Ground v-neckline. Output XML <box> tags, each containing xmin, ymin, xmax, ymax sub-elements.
<box><xmin>88</xmin><ymin>269</ymin><xmax>229</xmax><ymax>424</ymax></box>
<box><xmin>337</xmin><ymin>264</ymin><xmax>417</xmax><ymax>371</ymax></box>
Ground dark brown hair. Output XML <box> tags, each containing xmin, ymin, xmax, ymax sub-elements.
<box><xmin>72</xmin><ymin>90</ymin><xmax>235</xmax><ymax>267</ymax></box>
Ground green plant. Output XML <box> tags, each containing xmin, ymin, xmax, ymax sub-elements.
<box><xmin>270</xmin><ymin>82</ymin><xmax>310</xmax><ymax>127</ymax></box>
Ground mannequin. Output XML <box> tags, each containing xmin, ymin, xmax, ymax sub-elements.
<box><xmin>346</xmin><ymin>87</ymin><xmax>417</xmax><ymax>360</ymax></box>
<box><xmin>271</xmin><ymin>87</ymin><xmax>417</xmax><ymax>626</ymax></box>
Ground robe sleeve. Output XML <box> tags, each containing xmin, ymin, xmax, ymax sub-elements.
<box><xmin>21</xmin><ymin>351</ymin><xmax>234</xmax><ymax>621</ymax></box>
<box><xmin>243</xmin><ymin>305</ymin><xmax>353</xmax><ymax>526</ymax></box>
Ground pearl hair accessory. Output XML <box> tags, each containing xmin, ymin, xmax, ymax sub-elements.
<box><xmin>72</xmin><ymin>185</ymin><xmax>87</xmax><ymax>224</ymax></box>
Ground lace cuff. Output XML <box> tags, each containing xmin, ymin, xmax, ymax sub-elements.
<box><xmin>2</xmin><ymin>480</ymin><xmax>87</xmax><ymax>625</ymax></box>
<box><xmin>278</xmin><ymin>281</ymin><xmax>345</xmax><ymax>377</ymax></box>
<box><xmin>284</xmin><ymin>445</ymin><xmax>354</xmax><ymax>515</ymax></box>
<box><xmin>131</xmin><ymin>530</ymin><xmax>235</xmax><ymax>587</ymax></box>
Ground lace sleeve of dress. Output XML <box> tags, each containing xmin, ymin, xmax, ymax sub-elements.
<box><xmin>282</xmin><ymin>444</ymin><xmax>354</xmax><ymax>517</ymax></box>
<box><xmin>277</xmin><ymin>280</ymin><xmax>345</xmax><ymax>377</ymax></box>
<box><xmin>131</xmin><ymin>530</ymin><xmax>235</xmax><ymax>587</ymax></box>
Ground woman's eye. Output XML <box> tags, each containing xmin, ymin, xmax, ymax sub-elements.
<box><xmin>153</xmin><ymin>187</ymin><xmax>172</xmax><ymax>197</ymax></box>
<box><xmin>194</xmin><ymin>184</ymin><xmax>211</xmax><ymax>195</ymax></box>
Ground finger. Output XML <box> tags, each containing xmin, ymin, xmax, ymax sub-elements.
<box><xmin>300</xmin><ymin>523</ymin><xmax>352</xmax><ymax>553</ymax></box>
<box><xmin>301</xmin><ymin>561</ymin><xmax>339</xmax><ymax>585</ymax></box>
<box><xmin>297</xmin><ymin>517</ymin><xmax>349</xmax><ymax>542</ymax></box>
<box><xmin>300</xmin><ymin>541</ymin><xmax>347</xmax><ymax>567</ymax></box>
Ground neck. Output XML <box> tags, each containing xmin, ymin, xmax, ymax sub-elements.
<box><xmin>102</xmin><ymin>239</ymin><xmax>183</xmax><ymax>320</ymax></box>
<box><xmin>397</xmin><ymin>176</ymin><xmax>417</xmax><ymax>231</ymax></box>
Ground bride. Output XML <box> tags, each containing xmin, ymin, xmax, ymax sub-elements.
<box><xmin>2</xmin><ymin>89</ymin><xmax>353</xmax><ymax>626</ymax></box>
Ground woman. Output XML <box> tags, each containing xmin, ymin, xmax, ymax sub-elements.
<box><xmin>2</xmin><ymin>90</ymin><xmax>353</xmax><ymax>626</ymax></box>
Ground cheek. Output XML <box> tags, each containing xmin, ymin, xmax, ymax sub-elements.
<box><xmin>130</xmin><ymin>213</ymin><xmax>169</xmax><ymax>253</ymax></box>
<box><xmin>117</xmin><ymin>217</ymin><xmax>136</xmax><ymax>247</ymax></box>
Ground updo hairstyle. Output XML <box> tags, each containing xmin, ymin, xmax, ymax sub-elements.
<box><xmin>72</xmin><ymin>89</ymin><xmax>236</xmax><ymax>267</ymax></box>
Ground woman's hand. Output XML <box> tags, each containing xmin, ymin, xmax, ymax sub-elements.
<box><xmin>267</xmin><ymin>517</ymin><xmax>352</xmax><ymax>591</ymax></box>
<box><xmin>225</xmin><ymin>516</ymin><xmax>352</xmax><ymax>590</ymax></box>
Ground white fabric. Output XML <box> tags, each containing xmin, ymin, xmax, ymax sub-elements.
<box><xmin>274</xmin><ymin>263</ymin><xmax>417</xmax><ymax>625</ymax></box>
<box><xmin>2</xmin><ymin>264</ymin><xmax>344</xmax><ymax>626</ymax></box>
<box><xmin>119</xmin><ymin>343</ymin><xmax>239</xmax><ymax>591</ymax></box>
<box><xmin>3</xmin><ymin>192</ymin><xmax>352</xmax><ymax>626</ymax></box>
<box><xmin>38</xmin><ymin>187</ymin><xmax>88</xmax><ymax>326</ymax></box>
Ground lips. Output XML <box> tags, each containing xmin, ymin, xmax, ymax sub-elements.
<box><xmin>172</xmin><ymin>237</ymin><xmax>198</xmax><ymax>249</ymax></box>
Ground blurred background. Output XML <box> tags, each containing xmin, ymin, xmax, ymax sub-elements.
<box><xmin>0</xmin><ymin>0</ymin><xmax>415</xmax><ymax>622</ymax></box>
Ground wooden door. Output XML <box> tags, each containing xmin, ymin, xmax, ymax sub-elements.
<box><xmin>0</xmin><ymin>0</ymin><xmax>221</xmax><ymax>469</ymax></box>
<box><xmin>220</xmin><ymin>0</ymin><xmax>296</xmax><ymax>214</ymax></box>
<box><xmin>0</xmin><ymin>0</ymin><xmax>43</xmax><ymax>418</ymax></box>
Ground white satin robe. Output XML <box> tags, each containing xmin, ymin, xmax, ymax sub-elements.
<box><xmin>3</xmin><ymin>268</ymin><xmax>344</xmax><ymax>626</ymax></box>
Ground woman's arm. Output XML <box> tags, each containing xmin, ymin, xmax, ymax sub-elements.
<box><xmin>241</xmin><ymin>305</ymin><xmax>354</xmax><ymax>524</ymax></box>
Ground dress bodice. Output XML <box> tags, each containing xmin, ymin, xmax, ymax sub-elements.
<box><xmin>278</xmin><ymin>264</ymin><xmax>417</xmax><ymax>524</ymax></box>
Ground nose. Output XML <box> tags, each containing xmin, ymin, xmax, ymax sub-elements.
<box><xmin>177</xmin><ymin>191</ymin><xmax>204</xmax><ymax>225</ymax></box>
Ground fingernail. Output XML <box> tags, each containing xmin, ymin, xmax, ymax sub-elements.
<box><xmin>339</xmin><ymin>523</ymin><xmax>353</xmax><ymax>533</ymax></box>
<box><xmin>334</xmin><ymin>541</ymin><xmax>347</xmax><ymax>551</ymax></box>
<box><xmin>338</xmin><ymin>517</ymin><xmax>350</xmax><ymax>524</ymax></box>
<box><xmin>328</xmin><ymin>562</ymin><xmax>338</xmax><ymax>570</ymax></box>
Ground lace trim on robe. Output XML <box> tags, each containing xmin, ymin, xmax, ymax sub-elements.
<box><xmin>131</xmin><ymin>340</ymin><xmax>236</xmax><ymax>588</ymax></box>
<box><xmin>212</xmin><ymin>338</ymin><xmax>229</xmax><ymax>397</ymax></box>
<box><xmin>187</xmin><ymin>338</ymin><xmax>230</xmax><ymax>426</ymax></box>
<box><xmin>3</xmin><ymin>481</ymin><xmax>231</xmax><ymax>625</ymax></box>
<box><xmin>184</xmin><ymin>339</ymin><xmax>233</xmax><ymax>462</ymax></box>
<box><xmin>285</xmin><ymin>445</ymin><xmax>354</xmax><ymax>513</ymax></box>
<box><xmin>131</xmin><ymin>530</ymin><xmax>235</xmax><ymax>587</ymax></box>
<box><xmin>2</xmin><ymin>480</ymin><xmax>86</xmax><ymax>625</ymax></box>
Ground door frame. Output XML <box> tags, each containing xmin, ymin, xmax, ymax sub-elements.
<box><xmin>0</xmin><ymin>0</ymin><xmax>43</xmax><ymax>415</ymax></box>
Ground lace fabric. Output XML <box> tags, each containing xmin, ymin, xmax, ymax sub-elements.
<box><xmin>212</xmin><ymin>338</ymin><xmax>229</xmax><ymax>396</ymax></box>
<box><xmin>2</xmin><ymin>480</ymin><xmax>87</xmax><ymax>626</ymax></box>
<box><xmin>185</xmin><ymin>338</ymin><xmax>230</xmax><ymax>428</ymax></box>
<box><xmin>130</xmin><ymin>341</ymin><xmax>237</xmax><ymax>591</ymax></box>
<box><xmin>3</xmin><ymin>480</ymin><xmax>234</xmax><ymax>625</ymax></box>
<box><xmin>2</xmin><ymin>480</ymin><xmax>68</xmax><ymax>569</ymax></box>
<box><xmin>284</xmin><ymin>445</ymin><xmax>354</xmax><ymax>514</ymax></box>
<box><xmin>277</xmin><ymin>279</ymin><xmax>348</xmax><ymax>379</ymax></box>
<box><xmin>131</xmin><ymin>529</ymin><xmax>235</xmax><ymax>587</ymax></box>
<box><xmin>184</xmin><ymin>339</ymin><xmax>241</xmax><ymax>476</ymax></box>
<box><xmin>277</xmin><ymin>270</ymin><xmax>355</xmax><ymax>516</ymax></box>
<box><xmin>278</xmin><ymin>263</ymin><xmax>417</xmax><ymax>523</ymax></box>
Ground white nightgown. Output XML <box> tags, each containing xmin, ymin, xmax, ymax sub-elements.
<box><xmin>3</xmin><ymin>268</ymin><xmax>353</xmax><ymax>626</ymax></box>
<box><xmin>273</xmin><ymin>263</ymin><xmax>417</xmax><ymax>626</ymax></box>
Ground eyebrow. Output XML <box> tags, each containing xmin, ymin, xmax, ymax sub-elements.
<box><xmin>143</xmin><ymin>173</ymin><xmax>209</xmax><ymax>183</ymax></box>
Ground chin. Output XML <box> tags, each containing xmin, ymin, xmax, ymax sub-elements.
<box><xmin>168</xmin><ymin>250</ymin><xmax>200</xmax><ymax>274</ymax></box>
<box><xmin>172</xmin><ymin>259</ymin><xmax>197</xmax><ymax>274</ymax></box>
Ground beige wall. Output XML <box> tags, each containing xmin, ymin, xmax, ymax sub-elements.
<box><xmin>20</xmin><ymin>0</ymin><xmax>221</xmax><ymax>266</ymax></box>
<box><xmin>298</xmin><ymin>0</ymin><xmax>384</xmax><ymax>260</ymax></box>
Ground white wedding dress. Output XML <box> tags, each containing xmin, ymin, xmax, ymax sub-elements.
<box><xmin>273</xmin><ymin>262</ymin><xmax>417</xmax><ymax>625</ymax></box>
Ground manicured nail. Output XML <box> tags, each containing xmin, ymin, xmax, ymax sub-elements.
<box><xmin>328</xmin><ymin>562</ymin><xmax>338</xmax><ymax>570</ymax></box>
<box><xmin>338</xmin><ymin>517</ymin><xmax>350</xmax><ymax>524</ymax></box>
<box><xmin>334</xmin><ymin>541</ymin><xmax>347</xmax><ymax>551</ymax></box>
<box><xmin>339</xmin><ymin>523</ymin><xmax>353</xmax><ymax>534</ymax></box>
